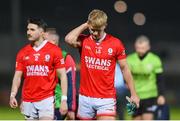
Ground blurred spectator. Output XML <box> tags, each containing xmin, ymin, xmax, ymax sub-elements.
<box><xmin>127</xmin><ymin>35</ymin><xmax>169</xmax><ymax>120</ymax></box>
<box><xmin>44</xmin><ymin>28</ymin><xmax>77</xmax><ymax>120</ymax></box>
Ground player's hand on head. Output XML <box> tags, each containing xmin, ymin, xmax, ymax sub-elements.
<box><xmin>59</xmin><ymin>100</ymin><xmax>68</xmax><ymax>115</ymax></box>
<box><xmin>130</xmin><ymin>95</ymin><xmax>140</xmax><ymax>108</ymax></box>
<box><xmin>9</xmin><ymin>97</ymin><xmax>18</xmax><ymax>108</ymax></box>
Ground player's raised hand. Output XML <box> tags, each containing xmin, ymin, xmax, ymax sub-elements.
<box><xmin>9</xmin><ymin>97</ymin><xmax>18</xmax><ymax>108</ymax></box>
<box><xmin>59</xmin><ymin>100</ymin><xmax>68</xmax><ymax>115</ymax></box>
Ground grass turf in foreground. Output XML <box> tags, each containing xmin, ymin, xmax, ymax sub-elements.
<box><xmin>0</xmin><ymin>106</ymin><xmax>24</xmax><ymax>120</ymax></box>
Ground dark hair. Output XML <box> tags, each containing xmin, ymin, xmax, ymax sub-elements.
<box><xmin>27</xmin><ymin>18</ymin><xmax>48</xmax><ymax>31</ymax></box>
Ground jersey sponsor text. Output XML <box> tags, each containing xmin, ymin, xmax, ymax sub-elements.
<box><xmin>26</xmin><ymin>65</ymin><xmax>49</xmax><ymax>76</ymax></box>
<box><xmin>85</xmin><ymin>56</ymin><xmax>111</xmax><ymax>71</ymax></box>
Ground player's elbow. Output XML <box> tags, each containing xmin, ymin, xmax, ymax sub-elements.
<box><xmin>64</xmin><ymin>35</ymin><xmax>71</xmax><ymax>43</ymax></box>
<box><xmin>65</xmin><ymin>35</ymin><xmax>76</xmax><ymax>44</ymax></box>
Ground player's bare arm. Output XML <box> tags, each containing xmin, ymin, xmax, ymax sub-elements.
<box><xmin>56</xmin><ymin>68</ymin><xmax>68</xmax><ymax>115</ymax></box>
<box><xmin>65</xmin><ymin>23</ymin><xmax>89</xmax><ymax>48</ymax></box>
<box><xmin>118</xmin><ymin>59</ymin><xmax>140</xmax><ymax>108</ymax></box>
<box><xmin>9</xmin><ymin>71</ymin><xmax>23</xmax><ymax>108</ymax></box>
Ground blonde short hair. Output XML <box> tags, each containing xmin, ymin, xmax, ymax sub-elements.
<box><xmin>88</xmin><ymin>9</ymin><xmax>108</xmax><ymax>28</ymax></box>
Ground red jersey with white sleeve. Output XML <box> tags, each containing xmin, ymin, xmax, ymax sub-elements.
<box><xmin>16</xmin><ymin>40</ymin><xmax>65</xmax><ymax>102</ymax></box>
<box><xmin>79</xmin><ymin>34</ymin><xmax>126</xmax><ymax>98</ymax></box>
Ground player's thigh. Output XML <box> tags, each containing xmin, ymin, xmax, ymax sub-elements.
<box><xmin>20</xmin><ymin>101</ymin><xmax>38</xmax><ymax>120</ymax></box>
<box><xmin>142</xmin><ymin>113</ymin><xmax>154</xmax><ymax>120</ymax></box>
<box><xmin>77</xmin><ymin>94</ymin><xmax>95</xmax><ymax>119</ymax></box>
<box><xmin>34</xmin><ymin>96</ymin><xmax>54</xmax><ymax>120</ymax></box>
<box><xmin>95</xmin><ymin>98</ymin><xmax>116</xmax><ymax>119</ymax></box>
<box><xmin>133</xmin><ymin>97</ymin><xmax>157</xmax><ymax>118</ymax></box>
<box><xmin>132</xmin><ymin>115</ymin><xmax>142</xmax><ymax>120</ymax></box>
<box><xmin>133</xmin><ymin>97</ymin><xmax>157</xmax><ymax>120</ymax></box>
<box><xmin>96</xmin><ymin>115</ymin><xmax>116</xmax><ymax>120</ymax></box>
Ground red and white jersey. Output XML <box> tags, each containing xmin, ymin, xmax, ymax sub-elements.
<box><xmin>16</xmin><ymin>40</ymin><xmax>65</xmax><ymax>102</ymax></box>
<box><xmin>79</xmin><ymin>34</ymin><xmax>126</xmax><ymax>98</ymax></box>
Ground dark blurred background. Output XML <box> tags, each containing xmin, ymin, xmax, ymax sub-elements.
<box><xmin>0</xmin><ymin>0</ymin><xmax>179</xmax><ymax>108</ymax></box>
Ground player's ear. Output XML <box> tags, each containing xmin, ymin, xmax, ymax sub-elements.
<box><xmin>147</xmin><ymin>43</ymin><xmax>151</xmax><ymax>51</ymax></box>
<box><xmin>41</xmin><ymin>31</ymin><xmax>47</xmax><ymax>38</ymax></box>
<box><xmin>104</xmin><ymin>23</ymin><xmax>107</xmax><ymax>29</ymax></box>
<box><xmin>87</xmin><ymin>20</ymin><xmax>90</xmax><ymax>24</ymax></box>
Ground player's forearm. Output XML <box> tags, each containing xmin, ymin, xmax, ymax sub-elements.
<box><xmin>10</xmin><ymin>72</ymin><xmax>22</xmax><ymax>97</ymax></box>
<box><xmin>65</xmin><ymin>23</ymin><xmax>88</xmax><ymax>46</ymax></box>
<box><xmin>61</xmin><ymin>77</ymin><xmax>68</xmax><ymax>97</ymax></box>
<box><xmin>122</xmin><ymin>66</ymin><xmax>137</xmax><ymax>96</ymax></box>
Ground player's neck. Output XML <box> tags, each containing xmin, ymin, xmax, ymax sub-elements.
<box><xmin>138</xmin><ymin>51</ymin><xmax>149</xmax><ymax>60</ymax></box>
<box><xmin>94</xmin><ymin>32</ymin><xmax>106</xmax><ymax>43</ymax></box>
<box><xmin>32</xmin><ymin>37</ymin><xmax>45</xmax><ymax>47</ymax></box>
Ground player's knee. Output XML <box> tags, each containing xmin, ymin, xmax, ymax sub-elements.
<box><xmin>96</xmin><ymin>115</ymin><xmax>116</xmax><ymax>120</ymax></box>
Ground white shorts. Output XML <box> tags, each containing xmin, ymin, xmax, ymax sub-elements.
<box><xmin>77</xmin><ymin>94</ymin><xmax>116</xmax><ymax>119</ymax></box>
<box><xmin>20</xmin><ymin>96</ymin><xmax>54</xmax><ymax>119</ymax></box>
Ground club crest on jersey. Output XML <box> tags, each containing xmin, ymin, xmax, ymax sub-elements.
<box><xmin>108</xmin><ymin>48</ymin><xmax>113</xmax><ymax>55</ymax></box>
<box><xmin>33</xmin><ymin>53</ymin><xmax>40</xmax><ymax>61</ymax></box>
<box><xmin>60</xmin><ymin>58</ymin><xmax>65</xmax><ymax>64</ymax></box>
<box><xmin>45</xmin><ymin>54</ymin><xmax>50</xmax><ymax>62</ymax></box>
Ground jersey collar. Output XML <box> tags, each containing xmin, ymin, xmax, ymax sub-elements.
<box><xmin>90</xmin><ymin>33</ymin><xmax>107</xmax><ymax>44</ymax></box>
<box><xmin>33</xmin><ymin>40</ymin><xmax>48</xmax><ymax>52</ymax></box>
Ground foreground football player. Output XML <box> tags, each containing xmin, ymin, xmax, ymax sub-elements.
<box><xmin>65</xmin><ymin>9</ymin><xmax>139</xmax><ymax>120</ymax></box>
